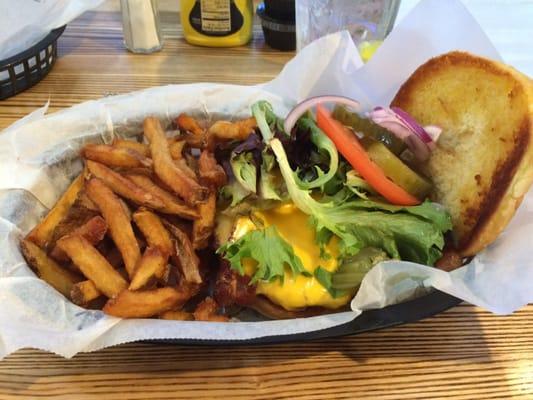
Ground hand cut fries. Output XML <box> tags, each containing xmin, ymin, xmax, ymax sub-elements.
<box><xmin>176</xmin><ymin>113</ymin><xmax>205</xmax><ymax>136</ymax></box>
<box><xmin>82</xmin><ymin>144</ymin><xmax>152</xmax><ymax>168</ymax></box>
<box><xmin>103</xmin><ymin>287</ymin><xmax>190</xmax><ymax>318</ymax></box>
<box><xmin>87</xmin><ymin>160</ymin><xmax>166</xmax><ymax>210</ymax></box>
<box><xmin>129</xmin><ymin>246</ymin><xmax>167</xmax><ymax>290</ymax></box>
<box><xmin>50</xmin><ymin>215</ymin><xmax>107</xmax><ymax>262</ymax></box>
<box><xmin>198</xmin><ymin>150</ymin><xmax>227</xmax><ymax>189</ymax></box>
<box><xmin>27</xmin><ymin>174</ymin><xmax>84</xmax><ymax>248</ymax></box>
<box><xmin>194</xmin><ymin>297</ymin><xmax>229</xmax><ymax>322</ymax></box>
<box><xmin>71</xmin><ymin>280</ymin><xmax>102</xmax><ymax>306</ymax></box>
<box><xmin>169</xmin><ymin>140</ymin><xmax>186</xmax><ymax>160</ymax></box>
<box><xmin>192</xmin><ymin>192</ymin><xmax>216</xmax><ymax>250</ymax></box>
<box><xmin>20</xmin><ymin>239</ymin><xmax>81</xmax><ymax>297</ymax></box>
<box><xmin>86</xmin><ymin>178</ymin><xmax>141</xmax><ymax>277</ymax></box>
<box><xmin>58</xmin><ymin>235</ymin><xmax>128</xmax><ymax>298</ymax></box>
<box><xmin>113</xmin><ymin>138</ymin><xmax>187</xmax><ymax>161</ymax></box>
<box><xmin>127</xmin><ymin>174</ymin><xmax>199</xmax><ymax>219</ymax></box>
<box><xmin>163</xmin><ymin>221</ymin><xmax>203</xmax><ymax>284</ymax></box>
<box><xmin>112</xmin><ymin>139</ymin><xmax>151</xmax><ymax>156</ymax></box>
<box><xmin>174</xmin><ymin>158</ymin><xmax>198</xmax><ymax>180</ymax></box>
<box><xmin>208</xmin><ymin>117</ymin><xmax>256</xmax><ymax>141</ymax></box>
<box><xmin>144</xmin><ymin>117</ymin><xmax>209</xmax><ymax>205</ymax></box>
<box><xmin>22</xmin><ymin>115</ymin><xmax>252</xmax><ymax>321</ymax></box>
<box><xmin>159</xmin><ymin>310</ymin><xmax>194</xmax><ymax>321</ymax></box>
<box><xmin>133</xmin><ymin>209</ymin><xmax>173</xmax><ymax>257</ymax></box>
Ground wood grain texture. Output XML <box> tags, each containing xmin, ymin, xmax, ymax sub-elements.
<box><xmin>0</xmin><ymin>3</ymin><xmax>532</xmax><ymax>400</ymax></box>
<box><xmin>0</xmin><ymin>303</ymin><xmax>532</xmax><ymax>399</ymax></box>
<box><xmin>0</xmin><ymin>7</ymin><xmax>290</xmax><ymax>130</ymax></box>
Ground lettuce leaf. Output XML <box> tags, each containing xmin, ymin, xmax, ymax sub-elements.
<box><xmin>271</xmin><ymin>138</ymin><xmax>451</xmax><ymax>266</ymax></box>
<box><xmin>293</xmin><ymin>117</ymin><xmax>339</xmax><ymax>190</ymax></box>
<box><xmin>230</xmin><ymin>152</ymin><xmax>257</xmax><ymax>193</ymax></box>
<box><xmin>217</xmin><ymin>225</ymin><xmax>308</xmax><ymax>284</ymax></box>
<box><xmin>252</xmin><ymin>100</ymin><xmax>286</xmax><ymax>142</ymax></box>
<box><xmin>219</xmin><ymin>180</ymin><xmax>252</xmax><ymax>207</ymax></box>
<box><xmin>259</xmin><ymin>150</ymin><xmax>284</xmax><ymax>200</ymax></box>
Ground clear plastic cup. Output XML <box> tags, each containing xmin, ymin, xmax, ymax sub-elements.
<box><xmin>295</xmin><ymin>0</ymin><xmax>401</xmax><ymax>57</ymax></box>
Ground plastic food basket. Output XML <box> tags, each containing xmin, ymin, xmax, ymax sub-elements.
<box><xmin>0</xmin><ymin>26</ymin><xmax>66</xmax><ymax>100</ymax></box>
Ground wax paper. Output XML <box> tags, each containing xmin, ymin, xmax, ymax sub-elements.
<box><xmin>0</xmin><ymin>0</ymin><xmax>105</xmax><ymax>61</ymax></box>
<box><xmin>0</xmin><ymin>0</ymin><xmax>531</xmax><ymax>359</ymax></box>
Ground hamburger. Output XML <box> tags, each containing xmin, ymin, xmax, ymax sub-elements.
<box><xmin>213</xmin><ymin>51</ymin><xmax>533</xmax><ymax>319</ymax></box>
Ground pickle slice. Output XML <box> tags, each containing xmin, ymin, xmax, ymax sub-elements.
<box><xmin>331</xmin><ymin>247</ymin><xmax>388</xmax><ymax>290</ymax></box>
<box><xmin>362</xmin><ymin>138</ymin><xmax>432</xmax><ymax>199</ymax></box>
<box><xmin>332</xmin><ymin>105</ymin><xmax>406</xmax><ymax>155</ymax></box>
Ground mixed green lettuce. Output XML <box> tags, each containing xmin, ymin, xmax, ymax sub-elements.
<box><xmin>217</xmin><ymin>100</ymin><xmax>452</xmax><ymax>294</ymax></box>
<box><xmin>271</xmin><ymin>138</ymin><xmax>451</xmax><ymax>266</ymax></box>
<box><xmin>217</xmin><ymin>225</ymin><xmax>308</xmax><ymax>284</ymax></box>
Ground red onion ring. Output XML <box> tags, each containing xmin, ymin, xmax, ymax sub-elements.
<box><xmin>369</xmin><ymin>106</ymin><xmax>440</xmax><ymax>162</ymax></box>
<box><xmin>283</xmin><ymin>95</ymin><xmax>360</xmax><ymax>134</ymax></box>
<box><xmin>423</xmin><ymin>125</ymin><xmax>443</xmax><ymax>150</ymax></box>
<box><xmin>391</xmin><ymin>107</ymin><xmax>433</xmax><ymax>144</ymax></box>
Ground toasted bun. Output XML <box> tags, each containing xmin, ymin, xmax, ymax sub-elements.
<box><xmin>392</xmin><ymin>51</ymin><xmax>533</xmax><ymax>256</ymax></box>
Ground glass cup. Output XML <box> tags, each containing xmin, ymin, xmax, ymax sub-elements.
<box><xmin>120</xmin><ymin>0</ymin><xmax>164</xmax><ymax>53</ymax></box>
<box><xmin>295</xmin><ymin>0</ymin><xmax>401</xmax><ymax>59</ymax></box>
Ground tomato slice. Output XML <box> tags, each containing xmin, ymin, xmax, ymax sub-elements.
<box><xmin>315</xmin><ymin>105</ymin><xmax>420</xmax><ymax>206</ymax></box>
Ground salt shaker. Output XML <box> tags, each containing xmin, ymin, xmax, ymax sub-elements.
<box><xmin>120</xmin><ymin>0</ymin><xmax>164</xmax><ymax>53</ymax></box>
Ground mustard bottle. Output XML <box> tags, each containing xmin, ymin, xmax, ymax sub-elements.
<box><xmin>180</xmin><ymin>0</ymin><xmax>253</xmax><ymax>47</ymax></box>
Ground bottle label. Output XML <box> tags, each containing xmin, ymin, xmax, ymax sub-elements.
<box><xmin>201</xmin><ymin>0</ymin><xmax>231</xmax><ymax>32</ymax></box>
<box><xmin>189</xmin><ymin>0</ymin><xmax>244</xmax><ymax>37</ymax></box>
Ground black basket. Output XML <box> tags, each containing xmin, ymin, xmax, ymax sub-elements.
<box><xmin>0</xmin><ymin>25</ymin><xmax>66</xmax><ymax>100</ymax></box>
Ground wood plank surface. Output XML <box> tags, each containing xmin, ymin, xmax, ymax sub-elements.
<box><xmin>0</xmin><ymin>3</ymin><xmax>532</xmax><ymax>400</ymax></box>
<box><xmin>0</xmin><ymin>303</ymin><xmax>532</xmax><ymax>399</ymax></box>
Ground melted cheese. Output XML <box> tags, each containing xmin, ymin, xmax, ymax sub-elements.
<box><xmin>232</xmin><ymin>204</ymin><xmax>352</xmax><ymax>310</ymax></box>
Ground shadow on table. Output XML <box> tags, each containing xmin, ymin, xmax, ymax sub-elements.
<box><xmin>145</xmin><ymin>303</ymin><xmax>491</xmax><ymax>371</ymax></box>
<box><xmin>36</xmin><ymin>303</ymin><xmax>488</xmax><ymax>375</ymax></box>
<box><xmin>70</xmin><ymin>302</ymin><xmax>490</xmax><ymax>373</ymax></box>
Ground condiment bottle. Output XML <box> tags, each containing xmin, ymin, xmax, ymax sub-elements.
<box><xmin>180</xmin><ymin>0</ymin><xmax>253</xmax><ymax>47</ymax></box>
<box><xmin>120</xmin><ymin>0</ymin><xmax>163</xmax><ymax>53</ymax></box>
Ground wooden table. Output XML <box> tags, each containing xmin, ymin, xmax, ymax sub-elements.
<box><xmin>1</xmin><ymin>5</ymin><xmax>532</xmax><ymax>400</ymax></box>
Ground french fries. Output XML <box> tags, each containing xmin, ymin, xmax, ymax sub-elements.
<box><xmin>176</xmin><ymin>113</ymin><xmax>204</xmax><ymax>136</ymax></box>
<box><xmin>159</xmin><ymin>310</ymin><xmax>194</xmax><ymax>321</ymax></box>
<box><xmin>20</xmin><ymin>239</ymin><xmax>81</xmax><ymax>297</ymax></box>
<box><xmin>82</xmin><ymin>144</ymin><xmax>152</xmax><ymax>168</ymax></box>
<box><xmin>50</xmin><ymin>216</ymin><xmax>108</xmax><ymax>262</ymax></box>
<box><xmin>198</xmin><ymin>150</ymin><xmax>227</xmax><ymax>188</ymax></box>
<box><xmin>57</xmin><ymin>235</ymin><xmax>128</xmax><ymax>298</ymax></box>
<box><xmin>27</xmin><ymin>174</ymin><xmax>84</xmax><ymax>248</ymax></box>
<box><xmin>191</xmin><ymin>150</ymin><xmax>224</xmax><ymax>249</ymax></box>
<box><xmin>163</xmin><ymin>221</ymin><xmax>203</xmax><ymax>284</ymax></box>
<box><xmin>71</xmin><ymin>280</ymin><xmax>102</xmax><ymax>306</ymax></box>
<box><xmin>193</xmin><ymin>297</ymin><xmax>229</xmax><ymax>322</ymax></box>
<box><xmin>133</xmin><ymin>209</ymin><xmax>173</xmax><ymax>257</ymax></box>
<box><xmin>23</xmin><ymin>114</ymin><xmax>259</xmax><ymax>321</ymax></box>
<box><xmin>112</xmin><ymin>139</ymin><xmax>150</xmax><ymax>156</ymax></box>
<box><xmin>143</xmin><ymin>117</ymin><xmax>209</xmax><ymax>205</ymax></box>
<box><xmin>113</xmin><ymin>138</ymin><xmax>187</xmax><ymax>161</ymax></box>
<box><xmin>127</xmin><ymin>174</ymin><xmax>199</xmax><ymax>219</ymax></box>
<box><xmin>86</xmin><ymin>160</ymin><xmax>166</xmax><ymax>210</ymax></box>
<box><xmin>86</xmin><ymin>178</ymin><xmax>141</xmax><ymax>277</ymax></box>
<box><xmin>175</xmin><ymin>158</ymin><xmax>198</xmax><ymax>180</ymax></box>
<box><xmin>103</xmin><ymin>287</ymin><xmax>190</xmax><ymax>318</ymax></box>
<box><xmin>169</xmin><ymin>140</ymin><xmax>186</xmax><ymax>159</ymax></box>
<box><xmin>208</xmin><ymin>117</ymin><xmax>256</xmax><ymax>141</ymax></box>
<box><xmin>192</xmin><ymin>192</ymin><xmax>216</xmax><ymax>249</ymax></box>
<box><xmin>129</xmin><ymin>247</ymin><xmax>167</xmax><ymax>290</ymax></box>
<box><xmin>48</xmin><ymin>195</ymin><xmax>100</xmax><ymax>247</ymax></box>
